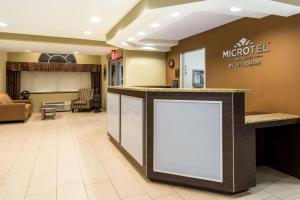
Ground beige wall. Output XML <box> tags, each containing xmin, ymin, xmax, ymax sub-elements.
<box><xmin>167</xmin><ymin>14</ymin><xmax>300</xmax><ymax>115</ymax></box>
<box><xmin>7</xmin><ymin>52</ymin><xmax>101</xmax><ymax>112</ymax></box>
<box><xmin>30</xmin><ymin>93</ymin><xmax>78</xmax><ymax>113</ymax></box>
<box><xmin>123</xmin><ymin>50</ymin><xmax>166</xmax><ymax>86</ymax></box>
<box><xmin>0</xmin><ymin>52</ymin><xmax>7</xmax><ymax>92</ymax></box>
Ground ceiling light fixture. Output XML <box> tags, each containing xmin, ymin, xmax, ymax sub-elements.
<box><xmin>137</xmin><ymin>32</ymin><xmax>146</xmax><ymax>36</ymax></box>
<box><xmin>127</xmin><ymin>37</ymin><xmax>135</xmax><ymax>42</ymax></box>
<box><xmin>171</xmin><ymin>12</ymin><xmax>180</xmax><ymax>17</ymax></box>
<box><xmin>90</xmin><ymin>16</ymin><xmax>101</xmax><ymax>23</ymax></box>
<box><xmin>84</xmin><ymin>31</ymin><xmax>92</xmax><ymax>35</ymax></box>
<box><xmin>141</xmin><ymin>46</ymin><xmax>156</xmax><ymax>50</ymax></box>
<box><xmin>150</xmin><ymin>23</ymin><xmax>161</xmax><ymax>28</ymax></box>
<box><xmin>73</xmin><ymin>51</ymin><xmax>79</xmax><ymax>54</ymax></box>
<box><xmin>0</xmin><ymin>22</ymin><xmax>7</xmax><ymax>27</ymax></box>
<box><xmin>230</xmin><ymin>7</ymin><xmax>242</xmax><ymax>12</ymax></box>
<box><xmin>122</xmin><ymin>42</ymin><xmax>128</xmax><ymax>46</ymax></box>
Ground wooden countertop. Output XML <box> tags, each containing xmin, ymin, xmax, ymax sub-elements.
<box><xmin>108</xmin><ymin>86</ymin><xmax>249</xmax><ymax>93</ymax></box>
<box><xmin>245</xmin><ymin>113</ymin><xmax>300</xmax><ymax>125</ymax></box>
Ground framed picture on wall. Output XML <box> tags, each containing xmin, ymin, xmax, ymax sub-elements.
<box><xmin>192</xmin><ymin>70</ymin><xmax>204</xmax><ymax>88</ymax></box>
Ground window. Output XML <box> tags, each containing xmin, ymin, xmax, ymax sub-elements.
<box><xmin>39</xmin><ymin>53</ymin><xmax>76</xmax><ymax>63</ymax></box>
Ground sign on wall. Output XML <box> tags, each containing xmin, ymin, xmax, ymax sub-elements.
<box><xmin>223</xmin><ymin>38</ymin><xmax>270</xmax><ymax>68</ymax></box>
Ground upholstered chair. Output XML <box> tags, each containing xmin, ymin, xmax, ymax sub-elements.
<box><xmin>71</xmin><ymin>88</ymin><xmax>94</xmax><ymax>112</ymax></box>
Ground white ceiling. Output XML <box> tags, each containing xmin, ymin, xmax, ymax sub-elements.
<box><xmin>0</xmin><ymin>40</ymin><xmax>116</xmax><ymax>55</ymax></box>
<box><xmin>108</xmin><ymin>0</ymin><xmax>300</xmax><ymax>52</ymax></box>
<box><xmin>148</xmin><ymin>12</ymin><xmax>240</xmax><ymax>41</ymax></box>
<box><xmin>0</xmin><ymin>0</ymin><xmax>140</xmax><ymax>41</ymax></box>
<box><xmin>0</xmin><ymin>0</ymin><xmax>300</xmax><ymax>54</ymax></box>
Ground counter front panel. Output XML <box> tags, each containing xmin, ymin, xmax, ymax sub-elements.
<box><xmin>107</xmin><ymin>87</ymin><xmax>254</xmax><ymax>194</ymax></box>
<box><xmin>153</xmin><ymin>99</ymin><xmax>223</xmax><ymax>182</ymax></box>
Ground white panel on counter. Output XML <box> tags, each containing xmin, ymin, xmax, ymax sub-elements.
<box><xmin>107</xmin><ymin>93</ymin><xmax>120</xmax><ymax>142</ymax></box>
<box><xmin>154</xmin><ymin>99</ymin><xmax>223</xmax><ymax>182</ymax></box>
<box><xmin>121</xmin><ymin>95</ymin><xmax>144</xmax><ymax>166</ymax></box>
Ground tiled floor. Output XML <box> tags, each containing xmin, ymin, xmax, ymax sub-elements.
<box><xmin>0</xmin><ymin>112</ymin><xmax>300</xmax><ymax>200</ymax></box>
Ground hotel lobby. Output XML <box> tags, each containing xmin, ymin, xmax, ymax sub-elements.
<box><xmin>1</xmin><ymin>0</ymin><xmax>300</xmax><ymax>199</ymax></box>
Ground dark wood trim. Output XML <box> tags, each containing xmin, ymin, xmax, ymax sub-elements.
<box><xmin>232</xmin><ymin>93</ymin><xmax>256</xmax><ymax>192</ymax></box>
<box><xmin>6</xmin><ymin>61</ymin><xmax>101</xmax><ymax>72</ymax></box>
<box><xmin>108</xmin><ymin>88</ymin><xmax>146</xmax><ymax>98</ymax></box>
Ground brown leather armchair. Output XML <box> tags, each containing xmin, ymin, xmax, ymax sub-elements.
<box><xmin>0</xmin><ymin>92</ymin><xmax>32</xmax><ymax>122</ymax></box>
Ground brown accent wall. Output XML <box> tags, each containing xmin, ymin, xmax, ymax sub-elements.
<box><xmin>167</xmin><ymin>14</ymin><xmax>300</xmax><ymax>114</ymax></box>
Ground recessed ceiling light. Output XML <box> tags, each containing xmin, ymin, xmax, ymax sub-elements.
<box><xmin>146</xmin><ymin>43</ymin><xmax>154</xmax><ymax>46</ymax></box>
<box><xmin>137</xmin><ymin>32</ymin><xmax>146</xmax><ymax>36</ymax></box>
<box><xmin>0</xmin><ymin>22</ymin><xmax>7</xmax><ymax>27</ymax></box>
<box><xmin>73</xmin><ymin>51</ymin><xmax>79</xmax><ymax>54</ymax></box>
<box><xmin>24</xmin><ymin>50</ymin><xmax>31</xmax><ymax>52</ymax></box>
<box><xmin>150</xmin><ymin>23</ymin><xmax>161</xmax><ymax>28</ymax></box>
<box><xmin>141</xmin><ymin>46</ymin><xmax>156</xmax><ymax>50</ymax></box>
<box><xmin>122</xmin><ymin>42</ymin><xmax>128</xmax><ymax>46</ymax></box>
<box><xmin>127</xmin><ymin>37</ymin><xmax>135</xmax><ymax>42</ymax></box>
<box><xmin>230</xmin><ymin>7</ymin><xmax>242</xmax><ymax>12</ymax></box>
<box><xmin>171</xmin><ymin>12</ymin><xmax>180</xmax><ymax>17</ymax></box>
<box><xmin>84</xmin><ymin>31</ymin><xmax>92</xmax><ymax>35</ymax></box>
<box><xmin>90</xmin><ymin>16</ymin><xmax>101</xmax><ymax>23</ymax></box>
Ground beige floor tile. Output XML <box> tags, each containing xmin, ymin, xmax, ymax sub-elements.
<box><xmin>9</xmin><ymin>157</ymin><xmax>36</xmax><ymax>175</ymax></box>
<box><xmin>245</xmin><ymin>187</ymin><xmax>271</xmax><ymax>200</ymax></box>
<box><xmin>278</xmin><ymin>177</ymin><xmax>300</xmax><ymax>193</ymax></box>
<box><xmin>38</xmin><ymin>146</ymin><xmax>57</xmax><ymax>158</ymax></box>
<box><xmin>1</xmin><ymin>113</ymin><xmax>300</xmax><ymax>200</ymax></box>
<box><xmin>120</xmin><ymin>157</ymin><xmax>176</xmax><ymax>199</ymax></box>
<box><xmin>156</xmin><ymin>194</ymin><xmax>184</xmax><ymax>200</ymax></box>
<box><xmin>27</xmin><ymin>172</ymin><xmax>56</xmax><ymax>196</ymax></box>
<box><xmin>86</xmin><ymin>181</ymin><xmax>120</xmax><ymax>200</ymax></box>
<box><xmin>25</xmin><ymin>192</ymin><xmax>56</xmax><ymax>200</ymax></box>
<box><xmin>173</xmin><ymin>187</ymin><xmax>217</xmax><ymax>200</ymax></box>
<box><xmin>102</xmin><ymin>158</ymin><xmax>145</xmax><ymax>199</ymax></box>
<box><xmin>57</xmin><ymin>182</ymin><xmax>88</xmax><ymax>200</ymax></box>
<box><xmin>56</xmin><ymin>153</ymin><xmax>77</xmax><ymax>168</ymax></box>
<box><xmin>0</xmin><ymin>173</ymin><xmax>31</xmax><ymax>195</ymax></box>
<box><xmin>262</xmin><ymin>197</ymin><xmax>280</xmax><ymax>200</ymax></box>
<box><xmin>0</xmin><ymin>193</ymin><xmax>26</xmax><ymax>200</ymax></box>
<box><xmin>79</xmin><ymin>161</ymin><xmax>109</xmax><ymax>184</ymax></box>
<box><xmin>33</xmin><ymin>157</ymin><xmax>56</xmax><ymax>174</ymax></box>
<box><xmin>57</xmin><ymin>164</ymin><xmax>81</xmax><ymax>185</ymax></box>
<box><xmin>124</xmin><ymin>194</ymin><xmax>152</xmax><ymax>200</ymax></box>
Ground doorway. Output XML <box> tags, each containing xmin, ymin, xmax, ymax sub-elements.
<box><xmin>180</xmin><ymin>49</ymin><xmax>206</xmax><ymax>88</ymax></box>
<box><xmin>108</xmin><ymin>58</ymin><xmax>123</xmax><ymax>86</ymax></box>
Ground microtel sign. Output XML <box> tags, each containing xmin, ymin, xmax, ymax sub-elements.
<box><xmin>223</xmin><ymin>38</ymin><xmax>270</xmax><ymax>68</ymax></box>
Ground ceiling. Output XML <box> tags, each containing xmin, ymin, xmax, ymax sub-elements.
<box><xmin>107</xmin><ymin>0</ymin><xmax>300</xmax><ymax>52</ymax></box>
<box><xmin>0</xmin><ymin>40</ymin><xmax>116</xmax><ymax>55</ymax></box>
<box><xmin>0</xmin><ymin>0</ymin><xmax>300</xmax><ymax>54</ymax></box>
<box><xmin>0</xmin><ymin>0</ymin><xmax>140</xmax><ymax>41</ymax></box>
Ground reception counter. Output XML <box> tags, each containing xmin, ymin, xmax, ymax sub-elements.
<box><xmin>107</xmin><ymin>86</ymin><xmax>300</xmax><ymax>194</ymax></box>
